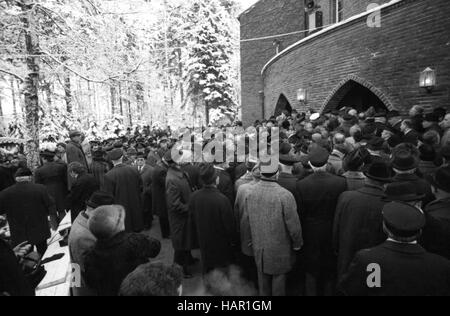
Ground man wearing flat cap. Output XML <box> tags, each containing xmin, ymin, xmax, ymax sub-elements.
<box><xmin>296</xmin><ymin>145</ymin><xmax>347</xmax><ymax>296</ymax></box>
<box><xmin>339</xmin><ymin>202</ymin><xmax>450</xmax><ymax>296</ymax></box>
<box><xmin>66</xmin><ymin>130</ymin><xmax>89</xmax><ymax>189</ymax></box>
<box><xmin>422</xmin><ymin>166</ymin><xmax>450</xmax><ymax>260</ymax></box>
<box><xmin>334</xmin><ymin>162</ymin><xmax>393</xmax><ymax>281</ymax></box>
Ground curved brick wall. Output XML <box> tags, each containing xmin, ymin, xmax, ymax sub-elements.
<box><xmin>261</xmin><ymin>0</ymin><xmax>450</xmax><ymax>119</ymax></box>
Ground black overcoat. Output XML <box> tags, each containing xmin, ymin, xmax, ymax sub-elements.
<box><xmin>0</xmin><ymin>182</ymin><xmax>55</xmax><ymax>246</ymax></box>
<box><xmin>103</xmin><ymin>164</ymin><xmax>144</xmax><ymax>232</ymax></box>
<box><xmin>189</xmin><ymin>186</ymin><xmax>237</xmax><ymax>272</ymax></box>
<box><xmin>35</xmin><ymin>161</ymin><xmax>68</xmax><ymax>215</ymax></box>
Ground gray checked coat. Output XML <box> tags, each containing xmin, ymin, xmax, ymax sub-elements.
<box><xmin>242</xmin><ymin>179</ymin><xmax>303</xmax><ymax>275</ymax></box>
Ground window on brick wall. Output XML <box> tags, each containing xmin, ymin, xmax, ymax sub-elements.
<box><xmin>331</xmin><ymin>0</ymin><xmax>344</xmax><ymax>23</ymax></box>
<box><xmin>308</xmin><ymin>11</ymin><xmax>323</xmax><ymax>33</ymax></box>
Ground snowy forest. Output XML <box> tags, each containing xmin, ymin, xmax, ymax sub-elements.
<box><xmin>0</xmin><ymin>0</ymin><xmax>242</xmax><ymax>166</ymax></box>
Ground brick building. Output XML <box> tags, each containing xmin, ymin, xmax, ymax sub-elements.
<box><xmin>239</xmin><ymin>0</ymin><xmax>450</xmax><ymax>126</ymax></box>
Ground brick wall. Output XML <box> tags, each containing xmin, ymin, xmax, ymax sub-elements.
<box><xmin>239</xmin><ymin>0</ymin><xmax>306</xmax><ymax>126</ymax></box>
<box><xmin>261</xmin><ymin>0</ymin><xmax>450</xmax><ymax>119</ymax></box>
<box><xmin>342</xmin><ymin>0</ymin><xmax>392</xmax><ymax>20</ymax></box>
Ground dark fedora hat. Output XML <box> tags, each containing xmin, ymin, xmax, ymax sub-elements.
<box><xmin>86</xmin><ymin>191</ymin><xmax>115</xmax><ymax>209</ymax></box>
<box><xmin>392</xmin><ymin>145</ymin><xmax>419</xmax><ymax>171</ymax></box>
<box><xmin>363</xmin><ymin>162</ymin><xmax>393</xmax><ymax>183</ymax></box>
<box><xmin>426</xmin><ymin>166</ymin><xmax>450</xmax><ymax>193</ymax></box>
<box><xmin>384</xmin><ymin>182</ymin><xmax>425</xmax><ymax>202</ymax></box>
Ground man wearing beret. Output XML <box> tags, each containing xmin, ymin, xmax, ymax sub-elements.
<box><xmin>103</xmin><ymin>149</ymin><xmax>145</xmax><ymax>233</ymax></box>
<box><xmin>339</xmin><ymin>202</ymin><xmax>450</xmax><ymax>296</ymax></box>
<box><xmin>296</xmin><ymin>145</ymin><xmax>348</xmax><ymax>296</ymax></box>
<box><xmin>422</xmin><ymin>166</ymin><xmax>450</xmax><ymax>260</ymax></box>
<box><xmin>66</xmin><ymin>130</ymin><xmax>89</xmax><ymax>189</ymax></box>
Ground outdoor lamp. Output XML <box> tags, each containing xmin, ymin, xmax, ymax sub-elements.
<box><xmin>297</xmin><ymin>88</ymin><xmax>308</xmax><ymax>103</ymax></box>
<box><xmin>420</xmin><ymin>67</ymin><xmax>436</xmax><ymax>92</ymax></box>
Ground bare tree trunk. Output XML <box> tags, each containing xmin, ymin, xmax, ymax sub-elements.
<box><xmin>118</xmin><ymin>82</ymin><xmax>124</xmax><ymax>116</ymax></box>
<box><xmin>21</xmin><ymin>0</ymin><xmax>40</xmax><ymax>170</ymax></box>
<box><xmin>64</xmin><ymin>71</ymin><xmax>72</xmax><ymax>113</ymax></box>
<box><xmin>10</xmin><ymin>78</ymin><xmax>17</xmax><ymax>117</ymax></box>
<box><xmin>110</xmin><ymin>84</ymin><xmax>116</xmax><ymax>115</ymax></box>
<box><xmin>136</xmin><ymin>83</ymin><xmax>144</xmax><ymax>120</ymax></box>
<box><xmin>127</xmin><ymin>81</ymin><xmax>132</xmax><ymax>126</ymax></box>
<box><xmin>0</xmin><ymin>92</ymin><xmax>3</xmax><ymax>118</ymax></box>
<box><xmin>205</xmin><ymin>100</ymin><xmax>210</xmax><ymax>126</ymax></box>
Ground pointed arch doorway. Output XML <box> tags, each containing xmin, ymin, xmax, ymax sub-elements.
<box><xmin>274</xmin><ymin>94</ymin><xmax>292</xmax><ymax>117</ymax></box>
<box><xmin>322</xmin><ymin>76</ymin><xmax>394</xmax><ymax>113</ymax></box>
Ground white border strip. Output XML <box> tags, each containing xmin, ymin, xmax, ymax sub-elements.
<box><xmin>260</xmin><ymin>0</ymin><xmax>405</xmax><ymax>75</ymax></box>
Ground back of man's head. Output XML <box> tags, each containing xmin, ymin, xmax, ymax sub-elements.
<box><xmin>88</xmin><ymin>205</ymin><xmax>125</xmax><ymax>240</ymax></box>
<box><xmin>119</xmin><ymin>263</ymin><xmax>183</xmax><ymax>296</ymax></box>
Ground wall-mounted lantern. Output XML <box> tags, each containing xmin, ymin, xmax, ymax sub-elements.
<box><xmin>297</xmin><ymin>88</ymin><xmax>308</xmax><ymax>103</ymax></box>
<box><xmin>419</xmin><ymin>67</ymin><xmax>436</xmax><ymax>93</ymax></box>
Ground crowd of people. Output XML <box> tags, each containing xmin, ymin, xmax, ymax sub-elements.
<box><xmin>0</xmin><ymin>104</ymin><xmax>450</xmax><ymax>296</ymax></box>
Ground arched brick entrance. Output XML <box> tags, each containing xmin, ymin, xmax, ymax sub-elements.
<box><xmin>274</xmin><ymin>94</ymin><xmax>293</xmax><ymax>116</ymax></box>
<box><xmin>320</xmin><ymin>75</ymin><xmax>395</xmax><ymax>113</ymax></box>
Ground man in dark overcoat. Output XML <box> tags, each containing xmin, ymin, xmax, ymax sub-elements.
<box><xmin>333</xmin><ymin>162</ymin><xmax>392</xmax><ymax>281</ymax></box>
<box><xmin>339</xmin><ymin>202</ymin><xmax>450</xmax><ymax>296</ymax></box>
<box><xmin>0</xmin><ymin>168</ymin><xmax>57</xmax><ymax>255</ymax></box>
<box><xmin>422</xmin><ymin>166</ymin><xmax>450</xmax><ymax>260</ymax></box>
<box><xmin>296</xmin><ymin>146</ymin><xmax>347</xmax><ymax>296</ymax></box>
<box><xmin>152</xmin><ymin>160</ymin><xmax>170</xmax><ymax>238</ymax></box>
<box><xmin>67</xmin><ymin>162</ymin><xmax>99</xmax><ymax>223</ymax></box>
<box><xmin>66</xmin><ymin>130</ymin><xmax>89</xmax><ymax>189</ymax></box>
<box><xmin>35</xmin><ymin>150</ymin><xmax>68</xmax><ymax>220</ymax></box>
<box><xmin>165</xmin><ymin>150</ymin><xmax>194</xmax><ymax>277</ymax></box>
<box><xmin>189</xmin><ymin>163</ymin><xmax>237</xmax><ymax>274</ymax></box>
<box><xmin>135</xmin><ymin>153</ymin><xmax>154</xmax><ymax>229</ymax></box>
<box><xmin>103</xmin><ymin>149</ymin><xmax>144</xmax><ymax>233</ymax></box>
